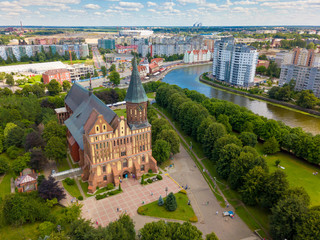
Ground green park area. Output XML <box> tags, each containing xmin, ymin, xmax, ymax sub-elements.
<box><xmin>114</xmin><ymin>108</ymin><xmax>127</xmax><ymax>118</ymax></box>
<box><xmin>137</xmin><ymin>192</ymin><xmax>197</xmax><ymax>222</ymax></box>
<box><xmin>256</xmin><ymin>143</ymin><xmax>320</xmax><ymax>206</ymax></box>
<box><xmin>146</xmin><ymin>92</ymin><xmax>155</xmax><ymax>99</ymax></box>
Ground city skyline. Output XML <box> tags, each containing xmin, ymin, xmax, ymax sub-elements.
<box><xmin>1</xmin><ymin>0</ymin><xmax>320</xmax><ymax>27</ymax></box>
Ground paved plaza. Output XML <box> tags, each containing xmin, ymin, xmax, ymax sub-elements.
<box><xmin>81</xmin><ymin>175</ymin><xmax>181</xmax><ymax>226</ymax></box>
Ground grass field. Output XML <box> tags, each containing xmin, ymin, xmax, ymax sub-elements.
<box><xmin>146</xmin><ymin>92</ymin><xmax>155</xmax><ymax>99</ymax></box>
<box><xmin>114</xmin><ymin>108</ymin><xmax>127</xmax><ymax>118</ymax></box>
<box><xmin>57</xmin><ymin>156</ymin><xmax>71</xmax><ymax>172</ymax></box>
<box><xmin>137</xmin><ymin>192</ymin><xmax>197</xmax><ymax>221</ymax></box>
<box><xmin>0</xmin><ymin>205</ymin><xmax>64</xmax><ymax>240</ymax></box>
<box><xmin>0</xmin><ymin>154</ymin><xmax>15</xmax><ymax>199</ymax></box>
<box><xmin>256</xmin><ymin>143</ymin><xmax>320</xmax><ymax>206</ymax></box>
<box><xmin>62</xmin><ymin>180</ymin><xmax>81</xmax><ymax>198</ymax></box>
<box><xmin>79</xmin><ymin>180</ymin><xmax>91</xmax><ymax>198</ymax></box>
<box><xmin>62</xmin><ymin>59</ymin><xmax>94</xmax><ymax>65</ymax></box>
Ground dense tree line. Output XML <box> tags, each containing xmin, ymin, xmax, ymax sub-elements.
<box><xmin>268</xmin><ymin>80</ymin><xmax>319</xmax><ymax>109</ymax></box>
<box><xmin>94</xmin><ymin>88</ymin><xmax>127</xmax><ymax>104</ymax></box>
<box><xmin>156</xmin><ymin>84</ymin><xmax>320</xmax><ymax>239</ymax></box>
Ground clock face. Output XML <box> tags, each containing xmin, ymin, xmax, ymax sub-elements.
<box><xmin>137</xmin><ymin>104</ymin><xmax>144</xmax><ymax>112</ymax></box>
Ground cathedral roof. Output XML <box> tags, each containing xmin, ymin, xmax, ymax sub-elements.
<box><xmin>65</xmin><ymin>83</ymin><xmax>90</xmax><ymax>112</ymax></box>
<box><xmin>125</xmin><ymin>58</ymin><xmax>148</xmax><ymax>104</ymax></box>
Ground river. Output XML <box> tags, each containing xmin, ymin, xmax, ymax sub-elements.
<box><xmin>162</xmin><ymin>64</ymin><xmax>320</xmax><ymax>135</ymax></box>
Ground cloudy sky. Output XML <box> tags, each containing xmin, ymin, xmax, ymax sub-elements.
<box><xmin>0</xmin><ymin>0</ymin><xmax>319</xmax><ymax>26</ymax></box>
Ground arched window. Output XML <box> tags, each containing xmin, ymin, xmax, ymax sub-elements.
<box><xmin>123</xmin><ymin>159</ymin><xmax>128</xmax><ymax>168</ymax></box>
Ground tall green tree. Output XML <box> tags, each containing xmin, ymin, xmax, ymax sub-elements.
<box><xmin>152</xmin><ymin>140</ymin><xmax>170</xmax><ymax>165</ymax></box>
<box><xmin>45</xmin><ymin>136</ymin><xmax>66</xmax><ymax>162</ymax></box>
<box><xmin>239</xmin><ymin>132</ymin><xmax>258</xmax><ymax>147</ymax></box>
<box><xmin>165</xmin><ymin>192</ymin><xmax>177</xmax><ymax>211</ymax></box>
<box><xmin>296</xmin><ymin>90</ymin><xmax>319</xmax><ymax>109</ymax></box>
<box><xmin>47</xmin><ymin>79</ymin><xmax>62</xmax><ymax>96</ymax></box>
<box><xmin>5</xmin><ymin>74</ymin><xmax>14</xmax><ymax>86</ymax></box>
<box><xmin>203</xmin><ymin>122</ymin><xmax>226</xmax><ymax>160</ymax></box>
<box><xmin>263</xmin><ymin>136</ymin><xmax>280</xmax><ymax>154</ymax></box>
<box><xmin>101</xmin><ymin>66</ymin><xmax>107</xmax><ymax>77</ymax></box>
<box><xmin>62</xmin><ymin>81</ymin><xmax>71</xmax><ymax>92</ymax></box>
<box><xmin>108</xmin><ymin>71</ymin><xmax>120</xmax><ymax>85</ymax></box>
<box><xmin>157</xmin><ymin>129</ymin><xmax>180</xmax><ymax>155</ymax></box>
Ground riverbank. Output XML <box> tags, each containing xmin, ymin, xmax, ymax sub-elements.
<box><xmin>199</xmin><ymin>75</ymin><xmax>320</xmax><ymax>118</ymax></box>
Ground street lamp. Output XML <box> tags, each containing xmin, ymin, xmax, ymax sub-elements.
<box><xmin>165</xmin><ymin>187</ymin><xmax>168</xmax><ymax>196</ymax></box>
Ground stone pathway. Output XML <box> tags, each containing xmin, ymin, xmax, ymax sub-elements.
<box><xmin>81</xmin><ymin>175</ymin><xmax>181</xmax><ymax>227</ymax></box>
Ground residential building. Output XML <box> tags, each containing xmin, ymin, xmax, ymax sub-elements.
<box><xmin>213</xmin><ymin>37</ymin><xmax>258</xmax><ymax>86</ymax></box>
<box><xmin>275</xmin><ymin>51</ymin><xmax>294</xmax><ymax>67</ymax></box>
<box><xmin>138</xmin><ymin>65</ymin><xmax>148</xmax><ymax>78</ymax></box>
<box><xmin>15</xmin><ymin>168</ymin><xmax>39</xmax><ymax>193</ymax></box>
<box><xmin>276</xmin><ymin>48</ymin><xmax>320</xmax><ymax>67</ymax></box>
<box><xmin>183</xmin><ymin>50</ymin><xmax>211</xmax><ymax>63</ymax></box>
<box><xmin>104</xmin><ymin>53</ymin><xmax>134</xmax><ymax>63</ymax></box>
<box><xmin>150</xmin><ymin>58</ymin><xmax>164</xmax><ymax>66</ymax></box>
<box><xmin>61</xmin><ymin>59</ymin><xmax>157</xmax><ymax>192</ymax></box>
<box><xmin>42</xmin><ymin>69</ymin><xmax>71</xmax><ymax>85</ymax></box>
<box><xmin>67</xmin><ymin>64</ymin><xmax>94</xmax><ymax>82</ymax></box>
<box><xmin>139</xmin><ymin>58</ymin><xmax>150</xmax><ymax>73</ymax></box>
<box><xmin>116</xmin><ymin>45</ymin><xmax>138</xmax><ymax>54</ymax></box>
<box><xmin>204</xmin><ymin>39</ymin><xmax>215</xmax><ymax>52</ymax></box>
<box><xmin>98</xmin><ymin>39</ymin><xmax>115</xmax><ymax>50</ymax></box>
<box><xmin>280</xmin><ymin>64</ymin><xmax>320</xmax><ymax>97</ymax></box>
<box><xmin>0</xmin><ymin>44</ymin><xmax>89</xmax><ymax>61</ymax></box>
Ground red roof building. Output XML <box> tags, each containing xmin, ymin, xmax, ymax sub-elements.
<box><xmin>115</xmin><ymin>45</ymin><xmax>138</xmax><ymax>54</ymax></box>
<box><xmin>149</xmin><ymin>62</ymin><xmax>160</xmax><ymax>74</ymax></box>
<box><xmin>42</xmin><ymin>68</ymin><xmax>71</xmax><ymax>85</ymax></box>
<box><xmin>15</xmin><ymin>168</ymin><xmax>39</xmax><ymax>193</ymax></box>
<box><xmin>151</xmin><ymin>58</ymin><xmax>164</xmax><ymax>66</ymax></box>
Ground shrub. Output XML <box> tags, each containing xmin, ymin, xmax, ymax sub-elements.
<box><xmin>156</xmin><ymin>174</ymin><xmax>163</xmax><ymax>180</ymax></box>
<box><xmin>78</xmin><ymin>196</ymin><xmax>83</xmax><ymax>201</ymax></box>
<box><xmin>0</xmin><ymin>157</ymin><xmax>9</xmax><ymax>174</ymax></box>
<box><xmin>148</xmin><ymin>169</ymin><xmax>153</xmax><ymax>173</ymax></box>
<box><xmin>96</xmin><ymin>193</ymin><xmax>107</xmax><ymax>200</ymax></box>
<box><xmin>147</xmin><ymin>178</ymin><xmax>152</xmax><ymax>184</ymax></box>
<box><xmin>140</xmin><ymin>175</ymin><xmax>144</xmax><ymax>184</ymax></box>
<box><xmin>38</xmin><ymin>221</ymin><xmax>55</xmax><ymax>237</ymax></box>
<box><xmin>7</xmin><ymin>146</ymin><xmax>23</xmax><ymax>159</ymax></box>
<box><xmin>165</xmin><ymin>192</ymin><xmax>177</xmax><ymax>211</ymax></box>
<box><xmin>46</xmin><ymin>198</ymin><xmax>58</xmax><ymax>208</ymax></box>
<box><xmin>158</xmin><ymin>195</ymin><xmax>164</xmax><ymax>206</ymax></box>
<box><xmin>118</xmin><ymin>183</ymin><xmax>122</xmax><ymax>191</ymax></box>
<box><xmin>275</xmin><ymin>159</ymin><xmax>281</xmax><ymax>167</ymax></box>
<box><xmin>106</xmin><ymin>183</ymin><xmax>114</xmax><ymax>190</ymax></box>
<box><xmin>189</xmin><ymin>215</ymin><xmax>198</xmax><ymax>222</ymax></box>
<box><xmin>137</xmin><ymin>206</ymin><xmax>146</xmax><ymax>215</ymax></box>
<box><xmin>179</xmin><ymin>189</ymin><xmax>187</xmax><ymax>194</ymax></box>
<box><xmin>64</xmin><ymin>177</ymin><xmax>75</xmax><ymax>186</ymax></box>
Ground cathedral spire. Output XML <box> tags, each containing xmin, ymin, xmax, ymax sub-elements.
<box><xmin>125</xmin><ymin>57</ymin><xmax>148</xmax><ymax>103</ymax></box>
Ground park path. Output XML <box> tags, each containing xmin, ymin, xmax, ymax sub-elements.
<box><xmin>66</xmin><ymin>153</ymin><xmax>86</xmax><ymax>200</ymax></box>
<box><xmin>154</xmin><ymin>106</ymin><xmax>267</xmax><ymax>239</ymax></box>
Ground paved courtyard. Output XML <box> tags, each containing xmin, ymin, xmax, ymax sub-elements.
<box><xmin>81</xmin><ymin>175</ymin><xmax>181</xmax><ymax>226</ymax></box>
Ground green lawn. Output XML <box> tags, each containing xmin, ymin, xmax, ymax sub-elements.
<box><xmin>256</xmin><ymin>143</ymin><xmax>320</xmax><ymax>206</ymax></box>
<box><xmin>79</xmin><ymin>180</ymin><xmax>91</xmax><ymax>198</ymax></box>
<box><xmin>57</xmin><ymin>156</ymin><xmax>71</xmax><ymax>172</ymax></box>
<box><xmin>62</xmin><ymin>181</ymin><xmax>81</xmax><ymax>198</ymax></box>
<box><xmin>67</xmin><ymin>155</ymin><xmax>79</xmax><ymax>169</ymax></box>
<box><xmin>146</xmin><ymin>92</ymin><xmax>155</xmax><ymax>99</ymax></box>
<box><xmin>114</xmin><ymin>108</ymin><xmax>127</xmax><ymax>118</ymax></box>
<box><xmin>0</xmin><ymin>205</ymin><xmax>64</xmax><ymax>240</ymax></box>
<box><xmin>62</xmin><ymin>59</ymin><xmax>93</xmax><ymax>65</ymax></box>
<box><xmin>0</xmin><ymin>154</ymin><xmax>15</xmax><ymax>199</ymax></box>
<box><xmin>137</xmin><ymin>192</ymin><xmax>197</xmax><ymax>222</ymax></box>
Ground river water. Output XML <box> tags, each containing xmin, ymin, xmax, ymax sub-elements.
<box><xmin>162</xmin><ymin>64</ymin><xmax>320</xmax><ymax>135</ymax></box>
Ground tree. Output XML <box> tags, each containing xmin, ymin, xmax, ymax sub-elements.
<box><xmin>296</xmin><ymin>90</ymin><xmax>319</xmax><ymax>109</ymax></box>
<box><xmin>239</xmin><ymin>132</ymin><xmax>258</xmax><ymax>147</ymax></box>
<box><xmin>6</xmin><ymin>74</ymin><xmax>14</xmax><ymax>86</ymax></box>
<box><xmin>212</xmin><ymin>135</ymin><xmax>242</xmax><ymax>162</ymax></box>
<box><xmin>101</xmin><ymin>66</ymin><xmax>107</xmax><ymax>77</ymax></box>
<box><xmin>152</xmin><ymin>140</ymin><xmax>170</xmax><ymax>165</ymax></box>
<box><xmin>109</xmin><ymin>64</ymin><xmax>116</xmax><ymax>72</ymax></box>
<box><xmin>42</xmin><ymin>120</ymin><xmax>66</xmax><ymax>142</ymax></box>
<box><xmin>38</xmin><ymin>221</ymin><xmax>55</xmax><ymax>238</ymax></box>
<box><xmin>172</xmin><ymin>222</ymin><xmax>202</xmax><ymax>240</ymax></box>
<box><xmin>24</xmin><ymin>131</ymin><xmax>44</xmax><ymax>151</ymax></box>
<box><xmin>4</xmin><ymin>125</ymin><xmax>24</xmax><ymax>148</ymax></box>
<box><xmin>256</xmin><ymin>66</ymin><xmax>267</xmax><ymax>75</ymax></box>
<box><xmin>240</xmin><ymin>166</ymin><xmax>267</xmax><ymax>206</ymax></box>
<box><xmin>68</xmin><ymin>219</ymin><xmax>99</xmax><ymax>240</ymax></box>
<box><xmin>11</xmin><ymin>152</ymin><xmax>31</xmax><ymax>174</ymax></box>
<box><xmin>261</xmin><ymin>170</ymin><xmax>289</xmax><ymax>209</ymax></box>
<box><xmin>47</xmin><ymin>79</ymin><xmax>62</xmax><ymax>96</ymax></box>
<box><xmin>306</xmin><ymin>42</ymin><xmax>315</xmax><ymax>50</ymax></box>
<box><xmin>29</xmin><ymin>148</ymin><xmax>47</xmax><ymax>171</ymax></box>
<box><xmin>263</xmin><ymin>136</ymin><xmax>280</xmax><ymax>154</ymax></box>
<box><xmin>108</xmin><ymin>71</ymin><xmax>120</xmax><ymax>85</ymax></box>
<box><xmin>139</xmin><ymin>221</ymin><xmax>168</xmax><ymax>240</ymax></box>
<box><xmin>165</xmin><ymin>192</ymin><xmax>177</xmax><ymax>211</ymax></box>
<box><xmin>0</xmin><ymin>156</ymin><xmax>9</xmax><ymax>174</ymax></box>
<box><xmin>94</xmin><ymin>69</ymin><xmax>99</xmax><ymax>77</ymax></box>
<box><xmin>157</xmin><ymin>129</ymin><xmax>180</xmax><ymax>155</ymax></box>
<box><xmin>206</xmin><ymin>232</ymin><xmax>219</xmax><ymax>240</ymax></box>
<box><xmin>158</xmin><ymin>195</ymin><xmax>164</xmax><ymax>206</ymax></box>
<box><xmin>203</xmin><ymin>122</ymin><xmax>226</xmax><ymax>160</ymax></box>
<box><xmin>38</xmin><ymin>176</ymin><xmax>66</xmax><ymax>201</ymax></box>
<box><xmin>105</xmin><ymin>214</ymin><xmax>136</xmax><ymax>240</ymax></box>
<box><xmin>151</xmin><ymin>118</ymin><xmax>171</xmax><ymax>143</ymax></box>
<box><xmin>45</xmin><ymin>136</ymin><xmax>66</xmax><ymax>163</ymax></box>
<box><xmin>216</xmin><ymin>144</ymin><xmax>242</xmax><ymax>179</ymax></box>
<box><xmin>62</xmin><ymin>81</ymin><xmax>71</xmax><ymax>92</ymax></box>
<box><xmin>296</xmin><ymin>208</ymin><xmax>320</xmax><ymax>240</ymax></box>
<box><xmin>258</xmin><ymin>54</ymin><xmax>268</xmax><ymax>60</ymax></box>
<box><xmin>270</xmin><ymin>197</ymin><xmax>308</xmax><ymax>240</ymax></box>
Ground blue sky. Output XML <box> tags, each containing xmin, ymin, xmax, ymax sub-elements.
<box><xmin>0</xmin><ymin>0</ymin><xmax>319</xmax><ymax>26</ymax></box>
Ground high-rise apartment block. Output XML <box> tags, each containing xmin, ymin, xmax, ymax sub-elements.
<box><xmin>275</xmin><ymin>48</ymin><xmax>320</xmax><ymax>67</ymax></box>
<box><xmin>98</xmin><ymin>39</ymin><xmax>115</xmax><ymax>50</ymax></box>
<box><xmin>212</xmin><ymin>37</ymin><xmax>258</xmax><ymax>87</ymax></box>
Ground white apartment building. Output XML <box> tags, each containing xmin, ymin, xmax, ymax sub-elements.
<box><xmin>67</xmin><ymin>64</ymin><xmax>94</xmax><ymax>82</ymax></box>
<box><xmin>183</xmin><ymin>50</ymin><xmax>211</xmax><ymax>63</ymax></box>
<box><xmin>212</xmin><ymin>37</ymin><xmax>258</xmax><ymax>87</ymax></box>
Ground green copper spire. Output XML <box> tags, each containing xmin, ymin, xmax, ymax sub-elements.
<box><xmin>125</xmin><ymin>57</ymin><xmax>148</xmax><ymax>103</ymax></box>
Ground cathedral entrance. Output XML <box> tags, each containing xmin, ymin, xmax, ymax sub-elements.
<box><xmin>123</xmin><ymin>171</ymin><xmax>129</xmax><ymax>179</ymax></box>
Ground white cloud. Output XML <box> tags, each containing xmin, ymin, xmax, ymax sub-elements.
<box><xmin>234</xmin><ymin>0</ymin><xmax>257</xmax><ymax>5</ymax></box>
<box><xmin>119</xmin><ymin>1</ymin><xmax>144</xmax><ymax>8</ymax></box>
<box><xmin>105</xmin><ymin>9</ymin><xmax>121</xmax><ymax>13</ymax></box>
<box><xmin>177</xmin><ymin>0</ymin><xmax>204</xmax><ymax>4</ymax></box>
<box><xmin>69</xmin><ymin>9</ymin><xmax>86</xmax><ymax>13</ymax></box>
<box><xmin>147</xmin><ymin>1</ymin><xmax>157</xmax><ymax>7</ymax></box>
<box><xmin>84</xmin><ymin>4</ymin><xmax>101</xmax><ymax>9</ymax></box>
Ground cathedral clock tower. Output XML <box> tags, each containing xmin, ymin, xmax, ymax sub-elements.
<box><xmin>125</xmin><ymin>58</ymin><xmax>149</xmax><ymax>127</ymax></box>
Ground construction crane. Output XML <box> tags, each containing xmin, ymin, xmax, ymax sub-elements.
<box><xmin>67</xmin><ymin>46</ymin><xmax>83</xmax><ymax>65</ymax></box>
